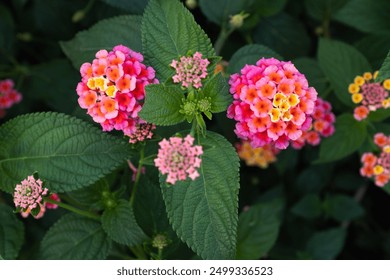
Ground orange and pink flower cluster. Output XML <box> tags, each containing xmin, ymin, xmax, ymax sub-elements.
<box><xmin>292</xmin><ymin>97</ymin><xmax>335</xmax><ymax>149</ymax></box>
<box><xmin>237</xmin><ymin>141</ymin><xmax>279</xmax><ymax>169</ymax></box>
<box><xmin>227</xmin><ymin>58</ymin><xmax>317</xmax><ymax>149</ymax></box>
<box><xmin>360</xmin><ymin>133</ymin><xmax>390</xmax><ymax>187</ymax></box>
<box><xmin>350</xmin><ymin>72</ymin><xmax>390</xmax><ymax>121</ymax></box>
<box><xmin>76</xmin><ymin>45</ymin><xmax>158</xmax><ymax>137</ymax></box>
<box><xmin>0</xmin><ymin>79</ymin><xmax>22</xmax><ymax>118</ymax></box>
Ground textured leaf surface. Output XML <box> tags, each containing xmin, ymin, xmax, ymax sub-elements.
<box><xmin>203</xmin><ymin>73</ymin><xmax>232</xmax><ymax>113</ymax></box>
<box><xmin>102</xmin><ymin>199</ymin><xmax>147</xmax><ymax>246</ymax></box>
<box><xmin>61</xmin><ymin>15</ymin><xmax>142</xmax><ymax>69</ymax></box>
<box><xmin>0</xmin><ymin>112</ymin><xmax>132</xmax><ymax>193</ymax></box>
<box><xmin>376</xmin><ymin>50</ymin><xmax>390</xmax><ymax>83</ymax></box>
<box><xmin>142</xmin><ymin>0</ymin><xmax>215</xmax><ymax>80</ymax></box>
<box><xmin>236</xmin><ymin>199</ymin><xmax>283</xmax><ymax>259</ymax></box>
<box><xmin>317</xmin><ymin>114</ymin><xmax>367</xmax><ymax>163</ymax></box>
<box><xmin>306</xmin><ymin>228</ymin><xmax>346</xmax><ymax>259</ymax></box>
<box><xmin>139</xmin><ymin>84</ymin><xmax>185</xmax><ymax>126</ymax></box>
<box><xmin>228</xmin><ymin>44</ymin><xmax>283</xmax><ymax>74</ymax></box>
<box><xmin>318</xmin><ymin>39</ymin><xmax>372</xmax><ymax>106</ymax></box>
<box><xmin>161</xmin><ymin>131</ymin><xmax>240</xmax><ymax>259</ymax></box>
<box><xmin>41</xmin><ymin>214</ymin><xmax>111</xmax><ymax>259</ymax></box>
<box><xmin>0</xmin><ymin>204</ymin><xmax>24</xmax><ymax>260</ymax></box>
<box><xmin>325</xmin><ymin>195</ymin><xmax>364</xmax><ymax>222</ymax></box>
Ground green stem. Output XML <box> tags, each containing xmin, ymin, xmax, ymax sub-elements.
<box><xmin>84</xmin><ymin>0</ymin><xmax>96</xmax><ymax>14</ymax></box>
<box><xmin>130</xmin><ymin>145</ymin><xmax>145</xmax><ymax>206</ymax></box>
<box><xmin>214</xmin><ymin>27</ymin><xmax>233</xmax><ymax>55</ymax></box>
<box><xmin>44</xmin><ymin>197</ymin><xmax>100</xmax><ymax>221</ymax></box>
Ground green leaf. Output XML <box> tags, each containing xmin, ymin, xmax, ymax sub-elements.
<box><xmin>295</xmin><ymin>165</ymin><xmax>332</xmax><ymax>194</ymax></box>
<box><xmin>355</xmin><ymin>32</ymin><xmax>390</xmax><ymax>70</ymax></box>
<box><xmin>318</xmin><ymin>39</ymin><xmax>372</xmax><ymax>107</ymax></box>
<box><xmin>203</xmin><ymin>73</ymin><xmax>232</xmax><ymax>113</ymax></box>
<box><xmin>60</xmin><ymin>15</ymin><xmax>142</xmax><ymax>69</ymax></box>
<box><xmin>198</xmin><ymin>0</ymin><xmax>255</xmax><ymax>26</ymax></box>
<box><xmin>101</xmin><ymin>199</ymin><xmax>147</xmax><ymax>246</ymax></box>
<box><xmin>253</xmin><ymin>13</ymin><xmax>311</xmax><ymax>59</ymax></box>
<box><xmin>306</xmin><ymin>228</ymin><xmax>346</xmax><ymax>259</ymax></box>
<box><xmin>334</xmin><ymin>0</ymin><xmax>390</xmax><ymax>33</ymax></box>
<box><xmin>236</xmin><ymin>199</ymin><xmax>283</xmax><ymax>259</ymax></box>
<box><xmin>291</xmin><ymin>194</ymin><xmax>322</xmax><ymax>219</ymax></box>
<box><xmin>254</xmin><ymin>0</ymin><xmax>287</xmax><ymax>17</ymax></box>
<box><xmin>142</xmin><ymin>0</ymin><xmax>215</xmax><ymax>80</ymax></box>
<box><xmin>161</xmin><ymin>131</ymin><xmax>240</xmax><ymax>259</ymax></box>
<box><xmin>0</xmin><ymin>204</ymin><xmax>24</xmax><ymax>260</ymax></box>
<box><xmin>325</xmin><ymin>195</ymin><xmax>364</xmax><ymax>222</ymax></box>
<box><xmin>292</xmin><ymin>57</ymin><xmax>328</xmax><ymax>97</ymax></box>
<box><xmin>368</xmin><ymin>108</ymin><xmax>390</xmax><ymax>122</ymax></box>
<box><xmin>376</xmin><ymin>50</ymin><xmax>390</xmax><ymax>83</ymax></box>
<box><xmin>99</xmin><ymin>0</ymin><xmax>148</xmax><ymax>14</ymax></box>
<box><xmin>316</xmin><ymin>114</ymin><xmax>367</xmax><ymax>163</ymax></box>
<box><xmin>41</xmin><ymin>214</ymin><xmax>111</xmax><ymax>259</ymax></box>
<box><xmin>227</xmin><ymin>44</ymin><xmax>283</xmax><ymax>74</ymax></box>
<box><xmin>304</xmin><ymin>0</ymin><xmax>348</xmax><ymax>21</ymax></box>
<box><xmin>67</xmin><ymin>179</ymin><xmax>110</xmax><ymax>210</ymax></box>
<box><xmin>139</xmin><ymin>84</ymin><xmax>186</xmax><ymax>126</ymax></box>
<box><xmin>0</xmin><ymin>112</ymin><xmax>132</xmax><ymax>193</ymax></box>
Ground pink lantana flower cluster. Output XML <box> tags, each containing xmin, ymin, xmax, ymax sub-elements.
<box><xmin>128</xmin><ymin>123</ymin><xmax>156</xmax><ymax>144</ymax></box>
<box><xmin>0</xmin><ymin>79</ymin><xmax>22</xmax><ymax>117</ymax></box>
<box><xmin>76</xmin><ymin>45</ymin><xmax>158</xmax><ymax>137</ymax></box>
<box><xmin>292</xmin><ymin>97</ymin><xmax>335</xmax><ymax>149</ymax></box>
<box><xmin>350</xmin><ymin>72</ymin><xmax>390</xmax><ymax>121</ymax></box>
<box><xmin>14</xmin><ymin>175</ymin><xmax>48</xmax><ymax>218</ymax></box>
<box><xmin>21</xmin><ymin>193</ymin><xmax>61</xmax><ymax>219</ymax></box>
<box><xmin>227</xmin><ymin>57</ymin><xmax>317</xmax><ymax>149</ymax></box>
<box><xmin>171</xmin><ymin>52</ymin><xmax>210</xmax><ymax>89</ymax></box>
<box><xmin>360</xmin><ymin>133</ymin><xmax>390</xmax><ymax>187</ymax></box>
<box><xmin>154</xmin><ymin>135</ymin><xmax>203</xmax><ymax>184</ymax></box>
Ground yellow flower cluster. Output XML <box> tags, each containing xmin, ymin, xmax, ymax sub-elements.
<box><xmin>237</xmin><ymin>141</ymin><xmax>278</xmax><ymax>168</ymax></box>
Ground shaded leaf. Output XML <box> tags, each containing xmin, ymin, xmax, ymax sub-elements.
<box><xmin>306</xmin><ymin>228</ymin><xmax>346</xmax><ymax>259</ymax></box>
<box><xmin>0</xmin><ymin>204</ymin><xmax>24</xmax><ymax>260</ymax></box>
<box><xmin>203</xmin><ymin>73</ymin><xmax>232</xmax><ymax>113</ymax></box>
<box><xmin>325</xmin><ymin>195</ymin><xmax>364</xmax><ymax>222</ymax></box>
<box><xmin>291</xmin><ymin>194</ymin><xmax>322</xmax><ymax>219</ymax></box>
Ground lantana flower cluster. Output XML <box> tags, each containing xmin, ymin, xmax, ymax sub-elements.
<box><xmin>350</xmin><ymin>71</ymin><xmax>390</xmax><ymax>121</ymax></box>
<box><xmin>0</xmin><ymin>79</ymin><xmax>22</xmax><ymax>117</ymax></box>
<box><xmin>76</xmin><ymin>45</ymin><xmax>158</xmax><ymax>138</ymax></box>
<box><xmin>237</xmin><ymin>140</ymin><xmax>279</xmax><ymax>169</ymax></box>
<box><xmin>227</xmin><ymin>57</ymin><xmax>317</xmax><ymax>149</ymax></box>
<box><xmin>360</xmin><ymin>133</ymin><xmax>390</xmax><ymax>187</ymax></box>
<box><xmin>292</xmin><ymin>97</ymin><xmax>335</xmax><ymax>149</ymax></box>
<box><xmin>170</xmin><ymin>52</ymin><xmax>209</xmax><ymax>89</ymax></box>
<box><xmin>154</xmin><ymin>135</ymin><xmax>203</xmax><ymax>184</ymax></box>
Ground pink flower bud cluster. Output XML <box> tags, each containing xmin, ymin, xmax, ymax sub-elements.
<box><xmin>14</xmin><ymin>175</ymin><xmax>48</xmax><ymax>211</ymax></box>
<box><xmin>76</xmin><ymin>45</ymin><xmax>158</xmax><ymax>137</ymax></box>
<box><xmin>128</xmin><ymin>123</ymin><xmax>156</xmax><ymax>144</ymax></box>
<box><xmin>0</xmin><ymin>79</ymin><xmax>22</xmax><ymax>117</ymax></box>
<box><xmin>21</xmin><ymin>193</ymin><xmax>61</xmax><ymax>219</ymax></box>
<box><xmin>292</xmin><ymin>97</ymin><xmax>335</xmax><ymax>149</ymax></box>
<box><xmin>227</xmin><ymin>58</ymin><xmax>317</xmax><ymax>150</ymax></box>
<box><xmin>154</xmin><ymin>135</ymin><xmax>203</xmax><ymax>185</ymax></box>
<box><xmin>360</xmin><ymin>133</ymin><xmax>390</xmax><ymax>187</ymax></box>
<box><xmin>171</xmin><ymin>52</ymin><xmax>210</xmax><ymax>89</ymax></box>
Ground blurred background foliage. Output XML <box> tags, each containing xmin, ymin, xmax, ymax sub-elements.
<box><xmin>1</xmin><ymin>0</ymin><xmax>390</xmax><ymax>259</ymax></box>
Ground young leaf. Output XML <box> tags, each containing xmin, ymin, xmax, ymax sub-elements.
<box><xmin>324</xmin><ymin>195</ymin><xmax>364</xmax><ymax>222</ymax></box>
<box><xmin>41</xmin><ymin>214</ymin><xmax>111</xmax><ymax>259</ymax></box>
<box><xmin>60</xmin><ymin>15</ymin><xmax>142</xmax><ymax>69</ymax></box>
<box><xmin>101</xmin><ymin>199</ymin><xmax>147</xmax><ymax>246</ymax></box>
<box><xmin>227</xmin><ymin>44</ymin><xmax>283</xmax><ymax>74</ymax></box>
<box><xmin>139</xmin><ymin>84</ymin><xmax>186</xmax><ymax>126</ymax></box>
<box><xmin>316</xmin><ymin>114</ymin><xmax>367</xmax><ymax>163</ymax></box>
<box><xmin>0</xmin><ymin>112</ymin><xmax>133</xmax><ymax>193</ymax></box>
<box><xmin>203</xmin><ymin>73</ymin><xmax>232</xmax><ymax>113</ymax></box>
<box><xmin>142</xmin><ymin>0</ymin><xmax>215</xmax><ymax>80</ymax></box>
<box><xmin>376</xmin><ymin>50</ymin><xmax>390</xmax><ymax>83</ymax></box>
<box><xmin>306</xmin><ymin>228</ymin><xmax>346</xmax><ymax>259</ymax></box>
<box><xmin>291</xmin><ymin>194</ymin><xmax>322</xmax><ymax>219</ymax></box>
<box><xmin>236</xmin><ymin>198</ymin><xmax>283</xmax><ymax>259</ymax></box>
<box><xmin>318</xmin><ymin>39</ymin><xmax>372</xmax><ymax>106</ymax></box>
<box><xmin>161</xmin><ymin>131</ymin><xmax>240</xmax><ymax>259</ymax></box>
<box><xmin>0</xmin><ymin>204</ymin><xmax>24</xmax><ymax>260</ymax></box>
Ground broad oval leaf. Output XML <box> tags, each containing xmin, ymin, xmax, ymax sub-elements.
<box><xmin>306</xmin><ymin>228</ymin><xmax>346</xmax><ymax>260</ymax></box>
<box><xmin>325</xmin><ymin>195</ymin><xmax>364</xmax><ymax>222</ymax></box>
<box><xmin>203</xmin><ymin>73</ymin><xmax>232</xmax><ymax>113</ymax></box>
<box><xmin>41</xmin><ymin>214</ymin><xmax>111</xmax><ymax>260</ymax></box>
<box><xmin>139</xmin><ymin>84</ymin><xmax>186</xmax><ymax>126</ymax></box>
<box><xmin>161</xmin><ymin>131</ymin><xmax>240</xmax><ymax>259</ymax></box>
<box><xmin>60</xmin><ymin>15</ymin><xmax>142</xmax><ymax>69</ymax></box>
<box><xmin>99</xmin><ymin>0</ymin><xmax>148</xmax><ymax>14</ymax></box>
<box><xmin>0</xmin><ymin>204</ymin><xmax>24</xmax><ymax>260</ymax></box>
<box><xmin>142</xmin><ymin>0</ymin><xmax>215</xmax><ymax>80</ymax></box>
<box><xmin>304</xmin><ymin>0</ymin><xmax>348</xmax><ymax>21</ymax></box>
<box><xmin>0</xmin><ymin>112</ymin><xmax>132</xmax><ymax>193</ymax></box>
<box><xmin>236</xmin><ymin>199</ymin><xmax>283</xmax><ymax>260</ymax></box>
<box><xmin>318</xmin><ymin>39</ymin><xmax>372</xmax><ymax>107</ymax></box>
<box><xmin>227</xmin><ymin>44</ymin><xmax>283</xmax><ymax>74</ymax></box>
<box><xmin>356</xmin><ymin>33</ymin><xmax>390</xmax><ymax>70</ymax></box>
<box><xmin>316</xmin><ymin>114</ymin><xmax>367</xmax><ymax>163</ymax></box>
<box><xmin>102</xmin><ymin>199</ymin><xmax>147</xmax><ymax>246</ymax></box>
<box><xmin>291</xmin><ymin>194</ymin><xmax>322</xmax><ymax>220</ymax></box>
